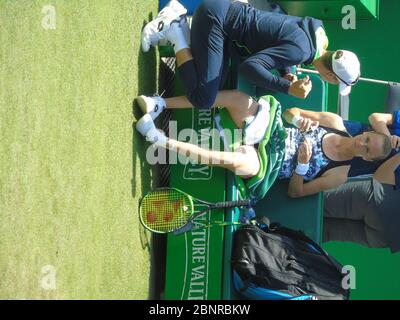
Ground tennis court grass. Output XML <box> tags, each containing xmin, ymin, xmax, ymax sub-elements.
<box><xmin>0</xmin><ymin>0</ymin><xmax>159</xmax><ymax>299</ymax></box>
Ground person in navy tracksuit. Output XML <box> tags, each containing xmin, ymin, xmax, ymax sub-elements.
<box><xmin>141</xmin><ymin>0</ymin><xmax>361</xmax><ymax>109</ymax></box>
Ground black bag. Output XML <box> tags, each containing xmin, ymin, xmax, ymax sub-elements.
<box><xmin>232</xmin><ymin>218</ymin><xmax>350</xmax><ymax>300</ymax></box>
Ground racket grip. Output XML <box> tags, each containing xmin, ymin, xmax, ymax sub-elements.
<box><xmin>215</xmin><ymin>199</ymin><xmax>253</xmax><ymax>208</ymax></box>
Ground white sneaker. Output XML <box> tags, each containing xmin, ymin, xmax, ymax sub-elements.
<box><xmin>159</xmin><ymin>15</ymin><xmax>190</xmax><ymax>47</ymax></box>
<box><xmin>157</xmin><ymin>0</ymin><xmax>187</xmax><ymax>22</ymax></box>
<box><xmin>136</xmin><ymin>95</ymin><xmax>166</xmax><ymax>120</ymax></box>
<box><xmin>136</xmin><ymin>114</ymin><xmax>167</xmax><ymax>146</ymax></box>
<box><xmin>141</xmin><ymin>0</ymin><xmax>187</xmax><ymax>52</ymax></box>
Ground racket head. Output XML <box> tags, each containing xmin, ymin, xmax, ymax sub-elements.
<box><xmin>139</xmin><ymin>188</ymin><xmax>194</xmax><ymax>233</ymax></box>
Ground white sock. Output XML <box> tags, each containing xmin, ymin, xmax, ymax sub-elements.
<box><xmin>167</xmin><ymin>22</ymin><xmax>189</xmax><ymax>54</ymax></box>
<box><xmin>146</xmin><ymin>128</ymin><xmax>168</xmax><ymax>147</ymax></box>
<box><xmin>180</xmin><ymin>17</ymin><xmax>191</xmax><ymax>46</ymax></box>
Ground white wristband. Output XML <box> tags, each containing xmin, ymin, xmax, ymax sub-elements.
<box><xmin>291</xmin><ymin>115</ymin><xmax>303</xmax><ymax>128</ymax></box>
<box><xmin>295</xmin><ymin>162</ymin><xmax>310</xmax><ymax>176</ymax></box>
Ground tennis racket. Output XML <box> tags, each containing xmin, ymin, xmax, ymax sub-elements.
<box><xmin>139</xmin><ymin>188</ymin><xmax>255</xmax><ymax>235</ymax></box>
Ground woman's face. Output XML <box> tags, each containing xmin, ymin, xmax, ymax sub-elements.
<box><xmin>353</xmin><ymin>132</ymin><xmax>385</xmax><ymax>161</ymax></box>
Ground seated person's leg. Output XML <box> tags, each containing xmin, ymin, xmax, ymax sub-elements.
<box><xmin>168</xmin><ymin>90</ymin><xmax>259</xmax><ymax>128</ymax></box>
<box><xmin>166</xmin><ymin>138</ymin><xmax>260</xmax><ymax>178</ymax></box>
<box><xmin>324</xmin><ymin>217</ymin><xmax>389</xmax><ymax>249</ymax></box>
<box><xmin>323</xmin><ymin>218</ymin><xmax>370</xmax><ymax>247</ymax></box>
<box><xmin>136</xmin><ymin>96</ymin><xmax>261</xmax><ymax>178</ymax></box>
<box><xmin>363</xmin><ymin>212</ymin><xmax>389</xmax><ymax>249</ymax></box>
<box><xmin>324</xmin><ymin>180</ymin><xmax>374</xmax><ymax>220</ymax></box>
<box><xmin>364</xmin><ymin>225</ymin><xmax>389</xmax><ymax>249</ymax></box>
<box><xmin>177</xmin><ymin>0</ymin><xmax>231</xmax><ymax>109</ymax></box>
<box><xmin>137</xmin><ymin>90</ymin><xmax>259</xmax><ymax>128</ymax></box>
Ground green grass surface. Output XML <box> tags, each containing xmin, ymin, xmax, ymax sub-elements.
<box><xmin>0</xmin><ymin>0</ymin><xmax>159</xmax><ymax>299</ymax></box>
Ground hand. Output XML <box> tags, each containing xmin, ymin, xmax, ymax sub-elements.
<box><xmin>391</xmin><ymin>135</ymin><xmax>400</xmax><ymax>150</ymax></box>
<box><xmin>288</xmin><ymin>76</ymin><xmax>312</xmax><ymax>99</ymax></box>
<box><xmin>284</xmin><ymin>73</ymin><xmax>298</xmax><ymax>83</ymax></box>
<box><xmin>296</xmin><ymin>117</ymin><xmax>319</xmax><ymax>132</ymax></box>
<box><xmin>298</xmin><ymin>139</ymin><xmax>312</xmax><ymax>164</ymax></box>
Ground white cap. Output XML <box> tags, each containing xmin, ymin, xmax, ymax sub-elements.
<box><xmin>332</xmin><ymin>50</ymin><xmax>360</xmax><ymax>96</ymax></box>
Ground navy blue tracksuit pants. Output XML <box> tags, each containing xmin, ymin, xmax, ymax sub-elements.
<box><xmin>178</xmin><ymin>0</ymin><xmax>320</xmax><ymax>109</ymax></box>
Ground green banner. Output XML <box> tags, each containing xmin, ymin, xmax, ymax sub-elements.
<box><xmin>164</xmin><ymin>108</ymin><xmax>226</xmax><ymax>300</ymax></box>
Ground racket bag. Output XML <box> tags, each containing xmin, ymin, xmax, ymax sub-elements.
<box><xmin>232</xmin><ymin>218</ymin><xmax>350</xmax><ymax>300</ymax></box>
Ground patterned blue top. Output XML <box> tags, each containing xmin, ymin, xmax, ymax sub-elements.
<box><xmin>278</xmin><ymin>126</ymin><xmax>351</xmax><ymax>181</ymax></box>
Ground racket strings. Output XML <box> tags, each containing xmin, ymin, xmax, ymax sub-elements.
<box><xmin>140</xmin><ymin>189</ymin><xmax>192</xmax><ymax>232</ymax></box>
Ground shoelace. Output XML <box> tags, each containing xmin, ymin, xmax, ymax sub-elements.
<box><xmin>148</xmin><ymin>92</ymin><xmax>166</xmax><ymax>114</ymax></box>
<box><xmin>152</xmin><ymin>91</ymin><xmax>166</xmax><ymax>99</ymax></box>
<box><xmin>149</xmin><ymin>17</ymin><xmax>184</xmax><ymax>46</ymax></box>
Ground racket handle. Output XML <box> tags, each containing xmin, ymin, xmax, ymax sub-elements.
<box><xmin>215</xmin><ymin>199</ymin><xmax>253</xmax><ymax>209</ymax></box>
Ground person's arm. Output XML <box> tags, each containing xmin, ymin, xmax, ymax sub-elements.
<box><xmin>238</xmin><ymin>44</ymin><xmax>312</xmax><ymax>99</ymax></box>
<box><xmin>373</xmin><ymin>153</ymin><xmax>400</xmax><ymax>186</ymax></box>
<box><xmin>368</xmin><ymin>112</ymin><xmax>393</xmax><ymax>136</ymax></box>
<box><xmin>369</xmin><ymin>112</ymin><xmax>400</xmax><ymax>149</ymax></box>
<box><xmin>287</xmin><ymin>139</ymin><xmax>349</xmax><ymax>198</ymax></box>
<box><xmin>282</xmin><ymin>107</ymin><xmax>346</xmax><ymax>131</ymax></box>
<box><xmin>288</xmin><ymin>166</ymin><xmax>349</xmax><ymax>198</ymax></box>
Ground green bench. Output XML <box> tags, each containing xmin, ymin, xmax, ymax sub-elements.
<box><xmin>161</xmin><ymin>67</ymin><xmax>327</xmax><ymax>299</ymax></box>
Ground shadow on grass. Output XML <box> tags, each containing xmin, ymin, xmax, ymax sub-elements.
<box><xmin>132</xmin><ymin>13</ymin><xmax>167</xmax><ymax>300</ymax></box>
<box><xmin>132</xmin><ymin>14</ymin><xmax>158</xmax><ymax>197</ymax></box>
